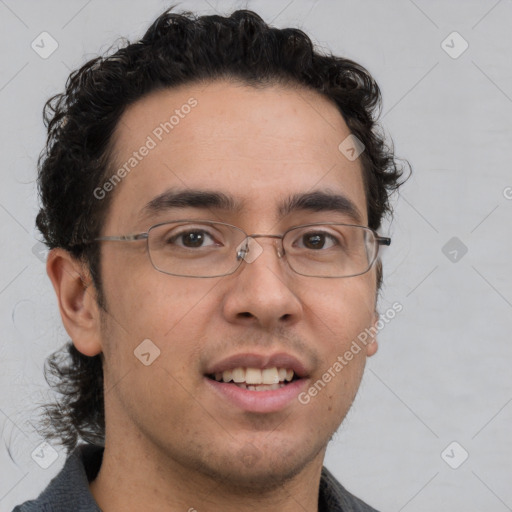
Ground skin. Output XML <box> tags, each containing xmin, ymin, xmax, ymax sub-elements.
<box><xmin>47</xmin><ymin>79</ymin><xmax>380</xmax><ymax>512</ymax></box>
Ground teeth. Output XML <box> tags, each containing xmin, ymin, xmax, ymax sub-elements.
<box><xmin>216</xmin><ymin>367</ymin><xmax>295</xmax><ymax>385</ymax></box>
<box><xmin>262</xmin><ymin>367</ymin><xmax>279</xmax><ymax>384</ymax></box>
<box><xmin>245</xmin><ymin>368</ymin><xmax>262</xmax><ymax>384</ymax></box>
<box><xmin>232</xmin><ymin>368</ymin><xmax>245</xmax><ymax>383</ymax></box>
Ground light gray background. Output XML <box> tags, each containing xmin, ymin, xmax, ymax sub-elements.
<box><xmin>1</xmin><ymin>1</ymin><xmax>511</xmax><ymax>510</ymax></box>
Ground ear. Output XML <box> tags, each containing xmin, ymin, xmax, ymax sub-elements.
<box><xmin>46</xmin><ymin>248</ymin><xmax>102</xmax><ymax>357</ymax></box>
<box><xmin>365</xmin><ymin>311</ymin><xmax>379</xmax><ymax>357</ymax></box>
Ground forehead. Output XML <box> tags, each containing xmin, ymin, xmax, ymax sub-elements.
<box><xmin>104</xmin><ymin>80</ymin><xmax>367</xmax><ymax>231</ymax></box>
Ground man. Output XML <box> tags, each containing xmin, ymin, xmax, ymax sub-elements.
<box><xmin>14</xmin><ymin>7</ymin><xmax>408</xmax><ymax>512</ymax></box>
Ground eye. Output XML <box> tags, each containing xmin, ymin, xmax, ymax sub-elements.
<box><xmin>168</xmin><ymin>229</ymin><xmax>218</xmax><ymax>248</ymax></box>
<box><xmin>296</xmin><ymin>231</ymin><xmax>339</xmax><ymax>250</ymax></box>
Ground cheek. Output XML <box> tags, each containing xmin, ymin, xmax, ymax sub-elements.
<box><xmin>299</xmin><ymin>277</ymin><xmax>376</xmax><ymax>410</ymax></box>
<box><xmin>98</xmin><ymin>272</ymin><xmax>216</xmax><ymax>419</ymax></box>
<box><xmin>102</xmin><ymin>251</ymin><xmax>217</xmax><ymax>336</ymax></box>
<box><xmin>100</xmin><ymin>269</ymin><xmax>225</xmax><ymax>395</ymax></box>
<box><xmin>302</xmin><ymin>273</ymin><xmax>376</xmax><ymax>339</ymax></box>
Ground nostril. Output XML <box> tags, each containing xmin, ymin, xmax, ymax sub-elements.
<box><xmin>238</xmin><ymin>312</ymin><xmax>254</xmax><ymax>319</ymax></box>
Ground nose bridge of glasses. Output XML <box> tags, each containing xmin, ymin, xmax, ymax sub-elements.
<box><xmin>236</xmin><ymin>234</ymin><xmax>284</xmax><ymax>264</ymax></box>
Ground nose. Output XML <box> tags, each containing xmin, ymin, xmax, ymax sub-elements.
<box><xmin>221</xmin><ymin>236</ymin><xmax>303</xmax><ymax>330</ymax></box>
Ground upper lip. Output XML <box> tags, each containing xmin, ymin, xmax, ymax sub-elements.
<box><xmin>205</xmin><ymin>352</ymin><xmax>309</xmax><ymax>379</ymax></box>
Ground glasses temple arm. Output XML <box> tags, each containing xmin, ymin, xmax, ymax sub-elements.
<box><xmin>376</xmin><ymin>236</ymin><xmax>391</xmax><ymax>246</ymax></box>
<box><xmin>94</xmin><ymin>233</ymin><xmax>149</xmax><ymax>242</ymax></box>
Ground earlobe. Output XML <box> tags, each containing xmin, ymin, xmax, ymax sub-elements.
<box><xmin>366</xmin><ymin>311</ymin><xmax>379</xmax><ymax>357</ymax></box>
<box><xmin>46</xmin><ymin>248</ymin><xmax>103</xmax><ymax>357</ymax></box>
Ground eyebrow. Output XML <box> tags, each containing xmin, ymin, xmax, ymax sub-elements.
<box><xmin>140</xmin><ymin>189</ymin><xmax>243</xmax><ymax>220</ymax></box>
<box><xmin>140</xmin><ymin>188</ymin><xmax>363</xmax><ymax>225</ymax></box>
<box><xmin>279</xmin><ymin>191</ymin><xmax>364</xmax><ymax>224</ymax></box>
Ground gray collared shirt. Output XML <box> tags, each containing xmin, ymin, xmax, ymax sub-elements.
<box><xmin>13</xmin><ymin>444</ymin><xmax>379</xmax><ymax>511</ymax></box>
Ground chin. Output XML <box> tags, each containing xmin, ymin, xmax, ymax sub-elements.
<box><xmin>191</xmin><ymin>437</ymin><xmax>326</xmax><ymax>493</ymax></box>
<box><xmin>204</xmin><ymin>460</ymin><xmax>308</xmax><ymax>494</ymax></box>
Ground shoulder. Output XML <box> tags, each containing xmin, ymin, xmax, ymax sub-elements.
<box><xmin>11</xmin><ymin>444</ymin><xmax>103</xmax><ymax>512</ymax></box>
<box><xmin>320</xmin><ymin>466</ymin><xmax>381</xmax><ymax>512</ymax></box>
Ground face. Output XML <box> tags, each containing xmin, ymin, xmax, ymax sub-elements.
<box><xmin>95</xmin><ymin>80</ymin><xmax>379</xmax><ymax>490</ymax></box>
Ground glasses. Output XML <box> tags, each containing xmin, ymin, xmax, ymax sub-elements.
<box><xmin>92</xmin><ymin>220</ymin><xmax>390</xmax><ymax>278</ymax></box>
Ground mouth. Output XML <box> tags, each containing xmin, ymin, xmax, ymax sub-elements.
<box><xmin>204</xmin><ymin>353</ymin><xmax>309</xmax><ymax>413</ymax></box>
<box><xmin>206</xmin><ymin>366</ymin><xmax>299</xmax><ymax>391</ymax></box>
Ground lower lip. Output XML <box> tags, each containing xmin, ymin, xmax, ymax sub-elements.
<box><xmin>205</xmin><ymin>377</ymin><xmax>308</xmax><ymax>413</ymax></box>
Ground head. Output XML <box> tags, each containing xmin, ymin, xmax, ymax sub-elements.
<box><xmin>35</xmin><ymin>7</ymin><xmax>409</xmax><ymax>484</ymax></box>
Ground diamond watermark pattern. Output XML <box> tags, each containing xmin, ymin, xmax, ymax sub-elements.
<box><xmin>31</xmin><ymin>31</ymin><xmax>59</xmax><ymax>59</ymax></box>
<box><xmin>134</xmin><ymin>338</ymin><xmax>161</xmax><ymax>366</ymax></box>
<box><xmin>338</xmin><ymin>134</ymin><xmax>365</xmax><ymax>161</ymax></box>
<box><xmin>238</xmin><ymin>442</ymin><xmax>262</xmax><ymax>467</ymax></box>
<box><xmin>32</xmin><ymin>241</ymin><xmax>49</xmax><ymax>263</ymax></box>
<box><xmin>236</xmin><ymin>237</ymin><xmax>263</xmax><ymax>264</ymax></box>
<box><xmin>442</xmin><ymin>237</ymin><xmax>468</xmax><ymax>263</ymax></box>
<box><xmin>441</xmin><ymin>31</ymin><xmax>469</xmax><ymax>59</ymax></box>
<box><xmin>441</xmin><ymin>441</ymin><xmax>469</xmax><ymax>469</ymax></box>
<box><xmin>31</xmin><ymin>441</ymin><xmax>59</xmax><ymax>469</ymax></box>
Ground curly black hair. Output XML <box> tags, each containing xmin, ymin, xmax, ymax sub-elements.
<box><xmin>33</xmin><ymin>6</ymin><xmax>410</xmax><ymax>454</ymax></box>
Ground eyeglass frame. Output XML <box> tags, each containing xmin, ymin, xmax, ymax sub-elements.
<box><xmin>86</xmin><ymin>219</ymin><xmax>391</xmax><ymax>279</ymax></box>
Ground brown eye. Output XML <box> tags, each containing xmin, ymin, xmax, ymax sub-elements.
<box><xmin>297</xmin><ymin>231</ymin><xmax>338</xmax><ymax>250</ymax></box>
<box><xmin>180</xmin><ymin>231</ymin><xmax>207</xmax><ymax>247</ymax></box>
<box><xmin>303</xmin><ymin>233</ymin><xmax>325</xmax><ymax>249</ymax></box>
<box><xmin>166</xmin><ymin>229</ymin><xmax>218</xmax><ymax>249</ymax></box>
